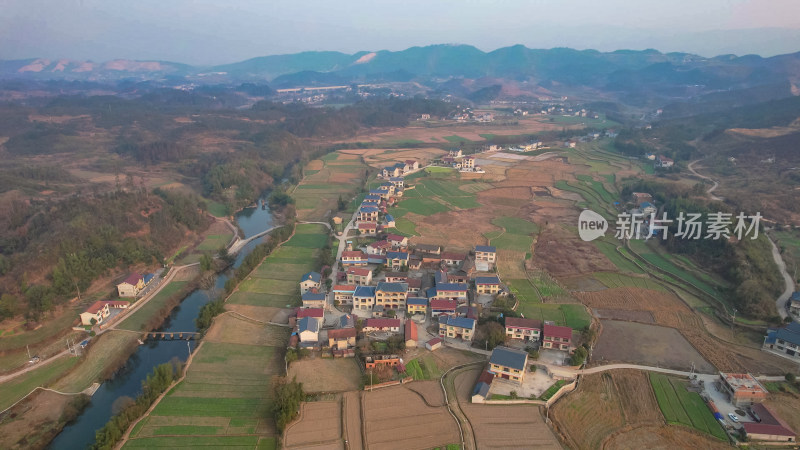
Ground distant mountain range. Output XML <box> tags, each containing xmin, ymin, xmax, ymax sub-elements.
<box><xmin>2</xmin><ymin>44</ymin><xmax>798</xmax><ymax>106</ymax></box>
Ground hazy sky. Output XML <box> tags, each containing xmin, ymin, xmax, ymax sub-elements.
<box><xmin>2</xmin><ymin>0</ymin><xmax>799</xmax><ymax>65</ymax></box>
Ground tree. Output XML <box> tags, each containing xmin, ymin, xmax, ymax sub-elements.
<box><xmin>199</xmin><ymin>253</ymin><xmax>213</xmax><ymax>271</ymax></box>
<box><xmin>474</xmin><ymin>321</ymin><xmax>506</xmax><ymax>350</ymax></box>
<box><xmin>570</xmin><ymin>346</ymin><xmax>588</xmax><ymax>366</ymax></box>
<box><xmin>786</xmin><ymin>373</ymin><xmax>796</xmax><ymax>383</ymax></box>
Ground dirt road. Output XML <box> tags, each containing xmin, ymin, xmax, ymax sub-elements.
<box><xmin>768</xmin><ymin>234</ymin><xmax>794</xmax><ymax>320</ymax></box>
<box><xmin>687</xmin><ymin>159</ymin><xmax>723</xmax><ymax>201</ymax></box>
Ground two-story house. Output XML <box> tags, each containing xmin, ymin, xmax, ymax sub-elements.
<box><xmin>375</xmin><ymin>281</ymin><xmax>409</xmax><ymax>311</ymax></box>
<box><xmin>332</xmin><ymin>284</ymin><xmax>356</xmax><ymax>306</ymax></box>
<box><xmin>385</xmin><ymin>251</ymin><xmax>410</xmax><ymax>271</ymax></box>
<box><xmin>430</xmin><ymin>299</ymin><xmax>458</xmax><ymax>318</ymax></box>
<box><xmin>439</xmin><ymin>315</ymin><xmax>476</xmax><ymax>341</ymax></box>
<box><xmin>475</xmin><ymin>276</ymin><xmax>502</xmax><ymax>294</ymax></box>
<box><xmin>353</xmin><ymin>285</ymin><xmax>377</xmax><ymax>311</ymax></box>
<box><xmin>407</xmin><ymin>297</ymin><xmax>428</xmax><ymax>315</ymax></box>
<box><xmin>117</xmin><ymin>273</ymin><xmax>145</xmax><ymax>297</ymax></box>
<box><xmin>341</xmin><ymin>250</ymin><xmax>368</xmax><ymax>266</ymax></box>
<box><xmin>346</xmin><ymin>267</ymin><xmax>373</xmax><ymax>285</ymax></box>
<box><xmin>430</xmin><ymin>283</ymin><xmax>469</xmax><ymax>303</ymax></box>
<box><xmin>474</xmin><ymin>245</ymin><xmax>497</xmax><ymax>271</ymax></box>
<box><xmin>505</xmin><ymin>317</ymin><xmax>542</xmax><ymax>342</ymax></box>
<box><xmin>299</xmin><ymin>271</ymin><xmax>322</xmax><ymax>294</ymax></box>
<box><xmin>488</xmin><ymin>346</ymin><xmax>529</xmax><ymax>384</ymax></box>
<box><xmin>542</xmin><ymin>324</ymin><xmax>572</xmax><ymax>351</ymax></box>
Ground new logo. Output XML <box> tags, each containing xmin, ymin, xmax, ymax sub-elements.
<box><xmin>578</xmin><ymin>209</ymin><xmax>608</xmax><ymax>242</ymax></box>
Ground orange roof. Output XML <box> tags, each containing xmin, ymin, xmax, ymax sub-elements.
<box><xmin>85</xmin><ymin>301</ymin><xmax>108</xmax><ymax>314</ymax></box>
<box><xmin>333</xmin><ymin>284</ymin><xmax>357</xmax><ymax>291</ymax></box>
<box><xmin>347</xmin><ymin>267</ymin><xmax>371</xmax><ymax>276</ymax></box>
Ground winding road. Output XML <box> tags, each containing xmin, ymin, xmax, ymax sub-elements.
<box><xmin>687</xmin><ymin>158</ymin><xmax>723</xmax><ymax>201</ymax></box>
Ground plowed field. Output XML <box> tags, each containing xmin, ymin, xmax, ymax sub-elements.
<box><xmin>283</xmin><ymin>401</ymin><xmax>342</xmax><ymax>449</ymax></box>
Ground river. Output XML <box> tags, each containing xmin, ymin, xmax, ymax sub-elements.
<box><xmin>49</xmin><ymin>198</ymin><xmax>275</xmax><ymax>450</ymax></box>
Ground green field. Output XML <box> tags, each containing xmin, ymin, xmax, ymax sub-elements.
<box><xmin>443</xmin><ymin>135</ymin><xmax>472</xmax><ymax>143</ymax></box>
<box><xmin>53</xmin><ymin>331</ymin><xmax>140</xmax><ymax>393</ymax></box>
<box><xmin>649</xmin><ymin>373</ymin><xmax>727</xmax><ymax>440</ymax></box>
<box><xmin>397</xmin><ymin>197</ymin><xmax>450</xmax><ymax>216</ymax></box>
<box><xmin>594</xmin><ymin>240</ymin><xmax>645</xmax><ymax>274</ymax></box>
<box><xmin>630</xmin><ymin>240</ymin><xmax>725</xmax><ymax>302</ymax></box>
<box><xmin>0</xmin><ymin>307</ymin><xmax>80</xmax><ymax>352</ymax></box>
<box><xmin>205</xmin><ymin>201</ymin><xmax>229</xmax><ymax>218</ymax></box>
<box><xmin>539</xmin><ymin>380</ymin><xmax>567</xmax><ymax>400</ymax></box>
<box><xmin>560</xmin><ymin>304</ymin><xmax>591</xmax><ymax>330</ymax></box>
<box><xmin>406</xmin><ymin>355</ymin><xmax>442</xmax><ymax>381</ymax></box>
<box><xmin>118</xmin><ymin>281</ymin><xmax>191</xmax><ymax>331</ymax></box>
<box><xmin>196</xmin><ymin>234</ymin><xmax>232</xmax><ymax>252</ymax></box>
<box><xmin>484</xmin><ymin>216</ymin><xmax>539</xmax><ymax>251</ymax></box>
<box><xmin>390</xmin><ymin>218</ymin><xmax>419</xmax><ymax>236</ymax></box>
<box><xmin>126</xmin><ymin>340</ymin><xmax>287</xmax><ymax>448</ymax></box>
<box><xmin>0</xmin><ymin>356</ymin><xmax>80</xmax><ymax>411</ymax></box>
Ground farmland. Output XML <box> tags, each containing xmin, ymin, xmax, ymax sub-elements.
<box><xmin>227</xmin><ymin>224</ymin><xmax>325</xmax><ymax>308</ymax></box>
<box><xmin>286</xmin><ymin>358</ymin><xmax>361</xmax><ymax>393</ymax></box>
<box><xmin>0</xmin><ymin>356</ymin><xmax>80</xmax><ymax>412</ymax></box>
<box><xmin>649</xmin><ymin>373</ymin><xmax>727</xmax><ymax>440</ymax></box>
<box><xmin>551</xmin><ymin>369</ymin><xmax>728</xmax><ymax>449</ymax></box>
<box><xmin>292</xmin><ymin>152</ymin><xmax>369</xmax><ymax>221</ymax></box>
<box><xmin>52</xmin><ymin>331</ymin><xmax>140</xmax><ymax>393</ymax></box>
<box><xmin>117</xmin><ymin>281</ymin><xmax>191</xmax><ymax>331</ymax></box>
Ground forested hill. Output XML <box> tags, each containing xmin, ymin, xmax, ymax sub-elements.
<box><xmin>0</xmin><ymin>94</ymin><xmax>453</xmax><ymax>323</ymax></box>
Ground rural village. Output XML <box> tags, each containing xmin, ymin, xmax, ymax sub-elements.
<box><xmin>4</xmin><ymin>110</ymin><xmax>800</xmax><ymax>450</ymax></box>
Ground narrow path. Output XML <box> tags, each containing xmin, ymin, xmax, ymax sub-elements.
<box><xmin>440</xmin><ymin>362</ymin><xmax>483</xmax><ymax>450</ymax></box>
<box><xmin>228</xmin><ymin>225</ymin><xmax>280</xmax><ymax>254</ymax></box>
<box><xmin>687</xmin><ymin>158</ymin><xmax>723</xmax><ymax>201</ymax></box>
<box><xmin>767</xmin><ymin>234</ymin><xmax>794</xmax><ymax>320</ymax></box>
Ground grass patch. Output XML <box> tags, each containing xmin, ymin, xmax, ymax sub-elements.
<box><xmin>53</xmin><ymin>331</ymin><xmax>140</xmax><ymax>392</ymax></box>
<box><xmin>649</xmin><ymin>373</ymin><xmax>727</xmax><ymax>440</ymax></box>
<box><xmin>205</xmin><ymin>201</ymin><xmax>229</xmax><ymax>218</ymax></box>
<box><xmin>0</xmin><ymin>356</ymin><xmax>80</xmax><ymax>411</ymax></box>
<box><xmin>539</xmin><ymin>380</ymin><xmax>567</xmax><ymax>400</ymax></box>
<box><xmin>391</xmin><ymin>218</ymin><xmax>419</xmax><ymax>236</ymax></box>
<box><xmin>560</xmin><ymin>305</ymin><xmax>591</xmax><ymax>330</ymax></box>
<box><xmin>195</xmin><ymin>234</ymin><xmax>232</xmax><ymax>252</ymax></box>
<box><xmin>630</xmin><ymin>240</ymin><xmax>724</xmax><ymax>301</ymax></box>
<box><xmin>443</xmin><ymin>135</ymin><xmax>472</xmax><ymax>143</ymax></box>
<box><xmin>398</xmin><ymin>197</ymin><xmax>450</xmax><ymax>216</ymax></box>
<box><xmin>594</xmin><ymin>240</ymin><xmax>645</xmax><ymax>274</ymax></box>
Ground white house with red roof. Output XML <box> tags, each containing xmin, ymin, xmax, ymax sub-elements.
<box><xmin>341</xmin><ymin>250</ymin><xmax>368</xmax><ymax>266</ymax></box>
<box><xmin>504</xmin><ymin>317</ymin><xmax>542</xmax><ymax>342</ymax></box>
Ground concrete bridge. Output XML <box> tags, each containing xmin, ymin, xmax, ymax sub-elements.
<box><xmin>228</xmin><ymin>226</ymin><xmax>279</xmax><ymax>254</ymax></box>
<box><xmin>143</xmin><ymin>331</ymin><xmax>201</xmax><ymax>340</ymax></box>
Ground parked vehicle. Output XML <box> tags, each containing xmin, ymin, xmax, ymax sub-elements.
<box><xmin>728</xmin><ymin>413</ymin><xmax>739</xmax><ymax>422</ymax></box>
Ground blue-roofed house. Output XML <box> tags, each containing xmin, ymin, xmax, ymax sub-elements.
<box><xmin>475</xmin><ymin>245</ymin><xmax>497</xmax><ymax>271</ymax></box>
<box><xmin>432</xmin><ymin>283</ymin><xmax>469</xmax><ymax>303</ymax></box>
<box><xmin>384</xmin><ymin>214</ymin><xmax>395</xmax><ymax>228</ymax></box>
<box><xmin>143</xmin><ymin>273</ymin><xmax>155</xmax><ymax>285</ymax></box>
<box><xmin>385</xmin><ymin>251</ymin><xmax>410</xmax><ymax>271</ymax></box>
<box><xmin>488</xmin><ymin>346</ymin><xmax>529</xmax><ymax>383</ymax></box>
<box><xmin>640</xmin><ymin>201</ymin><xmax>657</xmax><ymax>216</ymax></box>
<box><xmin>790</xmin><ymin>292</ymin><xmax>800</xmax><ymax>316</ymax></box>
<box><xmin>358</xmin><ymin>205</ymin><xmax>379</xmax><ymax>222</ymax></box>
<box><xmin>363</xmin><ymin>194</ymin><xmax>381</xmax><ymax>204</ymax></box>
<box><xmin>354</xmin><ymin>285</ymin><xmax>377</xmax><ymax>311</ymax></box>
<box><xmin>439</xmin><ymin>315</ymin><xmax>476</xmax><ymax>341</ymax></box>
<box><xmin>475</xmin><ymin>276</ymin><xmax>502</xmax><ymax>294</ymax></box>
<box><xmin>301</xmin><ymin>292</ymin><xmax>326</xmax><ymax>309</ymax></box>
<box><xmin>299</xmin><ymin>271</ymin><xmax>322</xmax><ymax>294</ymax></box>
<box><xmin>763</xmin><ymin>322</ymin><xmax>800</xmax><ymax>363</ymax></box>
<box><xmin>388</xmin><ymin>177</ymin><xmax>405</xmax><ymax>189</ymax></box>
<box><xmin>407</xmin><ymin>297</ymin><xmax>428</xmax><ymax>315</ymax></box>
<box><xmin>471</xmin><ymin>370</ymin><xmax>495</xmax><ymax>403</ymax></box>
<box><xmin>298</xmin><ymin>316</ymin><xmax>320</xmax><ymax>343</ymax></box>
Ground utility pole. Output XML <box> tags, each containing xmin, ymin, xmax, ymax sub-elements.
<box><xmin>27</xmin><ymin>345</ymin><xmax>31</xmax><ymax>359</ymax></box>
<box><xmin>731</xmin><ymin>308</ymin><xmax>737</xmax><ymax>336</ymax></box>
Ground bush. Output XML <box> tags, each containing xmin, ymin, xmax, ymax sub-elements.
<box><xmin>272</xmin><ymin>377</ymin><xmax>305</xmax><ymax>433</ymax></box>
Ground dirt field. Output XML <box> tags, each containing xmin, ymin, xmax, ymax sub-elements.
<box><xmin>453</xmin><ymin>367</ymin><xmax>561</xmax><ymax>449</ymax></box>
<box><xmin>287</xmin><ymin>358</ymin><xmax>361</xmax><ymax>393</ymax></box>
<box><xmin>594</xmin><ymin>320</ymin><xmax>715</xmax><ymax>372</ymax></box>
<box><xmin>343</xmin><ymin>391</ymin><xmax>363</xmax><ymax>450</ymax></box>
<box><xmin>222</xmin><ymin>304</ymin><xmax>282</xmax><ymax>323</ymax></box>
<box><xmin>362</xmin><ymin>384</ymin><xmax>460</xmax><ymax>449</ymax></box>
<box><xmin>0</xmin><ymin>390</ymin><xmax>75</xmax><ymax>449</ymax></box>
<box><xmin>548</xmin><ymin>370</ymin><xmax>720</xmax><ymax>450</ymax></box>
<box><xmin>594</xmin><ymin>309</ymin><xmax>654</xmax><ymax>323</ymax></box>
<box><xmin>405</xmin><ymin>381</ymin><xmax>446</xmax><ymax>406</ymax></box>
<box><xmin>283</xmin><ymin>400</ymin><xmax>343</xmax><ymax>449</ymax></box>
<box><xmin>203</xmin><ymin>314</ymin><xmax>288</xmax><ymax>347</ymax></box>
<box><xmin>534</xmin><ymin>225</ymin><xmax>616</xmax><ymax>277</ymax></box>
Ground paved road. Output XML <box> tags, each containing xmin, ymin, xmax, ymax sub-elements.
<box><xmin>688</xmin><ymin>159</ymin><xmax>723</xmax><ymax>201</ymax></box>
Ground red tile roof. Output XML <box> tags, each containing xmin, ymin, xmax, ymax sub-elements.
<box><xmin>121</xmin><ymin>273</ymin><xmax>143</xmax><ymax>286</ymax></box>
<box><xmin>85</xmin><ymin>301</ymin><xmax>108</xmax><ymax>314</ymax></box>
<box><xmin>405</xmin><ymin>320</ymin><xmax>418</xmax><ymax>341</ymax></box>
<box><xmin>328</xmin><ymin>328</ymin><xmax>357</xmax><ymax>339</ymax></box>
<box><xmin>342</xmin><ymin>251</ymin><xmax>366</xmax><ymax>258</ymax></box>
<box><xmin>505</xmin><ymin>317</ymin><xmax>542</xmax><ymax>330</ymax></box>
<box><xmin>358</xmin><ymin>222</ymin><xmax>377</xmax><ymax>229</ymax></box>
<box><xmin>347</xmin><ymin>267</ymin><xmax>371</xmax><ymax>276</ymax></box>
<box><xmin>743</xmin><ymin>422</ymin><xmax>796</xmax><ymax>437</ymax></box>
<box><xmin>430</xmin><ymin>299</ymin><xmax>457</xmax><ymax>310</ymax></box>
<box><xmin>386</xmin><ymin>234</ymin><xmax>406</xmax><ymax>242</ymax></box>
<box><xmin>365</xmin><ymin>318</ymin><xmax>401</xmax><ymax>329</ymax></box>
<box><xmin>297</xmin><ymin>308</ymin><xmax>324</xmax><ymax>319</ymax></box>
<box><xmin>544</xmin><ymin>324</ymin><xmax>573</xmax><ymax>340</ymax></box>
<box><xmin>407</xmin><ymin>278</ymin><xmax>422</xmax><ymax>288</ymax></box>
<box><xmin>427</xmin><ymin>337</ymin><xmax>442</xmax><ymax>346</ymax></box>
<box><xmin>333</xmin><ymin>284</ymin><xmax>357</xmax><ymax>291</ymax></box>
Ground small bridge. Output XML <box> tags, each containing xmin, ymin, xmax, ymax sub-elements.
<box><xmin>143</xmin><ymin>331</ymin><xmax>201</xmax><ymax>340</ymax></box>
<box><xmin>228</xmin><ymin>226</ymin><xmax>279</xmax><ymax>254</ymax></box>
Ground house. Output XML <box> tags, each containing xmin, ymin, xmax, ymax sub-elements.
<box><xmin>384</xmin><ymin>214</ymin><xmax>396</xmax><ymax>228</ymax></box>
<box><xmin>718</xmin><ymin>372</ymin><xmax>768</xmax><ymax>406</ymax></box>
<box><xmin>369</xmin><ymin>188</ymin><xmax>390</xmax><ymax>200</ymax></box>
<box><xmin>430</xmin><ymin>283</ymin><xmax>469</xmax><ymax>303</ymax></box>
<box><xmin>333</xmin><ymin>284</ymin><xmax>356</xmax><ymax>306</ymax></box>
<box><xmin>405</xmin><ymin>320</ymin><xmax>418</xmax><ymax>348</ymax></box>
<box><xmin>298</xmin><ymin>316</ymin><xmax>320</xmax><ymax>343</ymax></box>
<box><xmin>346</xmin><ymin>267</ymin><xmax>373</xmax><ymax>285</ymax></box>
<box><xmin>430</xmin><ymin>299</ymin><xmax>457</xmax><ymax>317</ymax></box>
<box><xmin>117</xmin><ymin>273</ymin><xmax>145</xmax><ymax>297</ymax></box>
<box><xmin>328</xmin><ymin>328</ymin><xmax>357</xmax><ymax>350</ymax></box>
<box><xmin>474</xmin><ymin>245</ymin><xmax>497</xmax><ymax>270</ymax></box>
<box><xmin>742</xmin><ymin>404</ymin><xmax>796</xmax><ymax>442</ymax></box>
<box><xmin>407</xmin><ymin>297</ymin><xmax>428</xmax><ymax>315</ymax></box>
<box><xmin>382</xmin><ymin>165</ymin><xmax>402</xmax><ymax>178</ymax></box>
<box><xmin>448</xmin><ymin>149</ymin><xmax>463</xmax><ymax>158</ymax></box>
<box><xmin>378</xmin><ymin>182</ymin><xmax>396</xmax><ymax>195</ymax></box>
<box><xmin>358</xmin><ymin>206</ymin><xmax>379</xmax><ymax>222</ymax></box>
<box><xmin>789</xmin><ymin>291</ymin><xmax>800</xmax><ymax>315</ymax></box>
<box><xmin>353</xmin><ymin>285</ymin><xmax>377</xmax><ymax>311</ymax></box>
<box><xmin>405</xmin><ymin>160</ymin><xmax>419</xmax><ymax>171</ymax></box>
<box><xmin>384</xmin><ymin>272</ymin><xmax>408</xmax><ymax>283</ymax></box>
<box><xmin>542</xmin><ymin>324</ymin><xmax>572</xmax><ymax>351</ymax></box>
<box><xmin>301</xmin><ymin>292</ymin><xmax>326</xmax><ymax>309</ymax></box>
<box><xmin>367</xmin><ymin>254</ymin><xmax>387</xmax><ymax>266</ymax></box>
<box><xmin>407</xmin><ymin>278</ymin><xmax>422</xmax><ymax>294</ymax></box>
<box><xmin>385</xmin><ymin>251</ymin><xmax>410</xmax><ymax>271</ymax></box>
<box><xmin>341</xmin><ymin>250</ymin><xmax>368</xmax><ymax>266</ymax></box>
<box><xmin>426</xmin><ymin>337</ymin><xmax>443</xmax><ymax>351</ymax></box>
<box><xmin>631</xmin><ymin>192</ymin><xmax>653</xmax><ymax>206</ymax></box>
<box><xmin>362</xmin><ymin>318</ymin><xmax>402</xmax><ymax>333</ymax></box>
<box><xmin>408</xmin><ymin>256</ymin><xmax>422</xmax><ymax>270</ymax></box>
<box><xmin>472</xmin><ymin>370</ymin><xmax>495</xmax><ymax>403</ymax></box>
<box><xmin>475</xmin><ymin>276</ymin><xmax>502</xmax><ymax>294</ymax></box>
<box><xmin>375</xmin><ymin>281</ymin><xmax>409</xmax><ymax>311</ymax></box>
<box><xmin>366</xmin><ymin>240</ymin><xmax>392</xmax><ymax>255</ymax></box>
<box><xmin>299</xmin><ymin>272</ymin><xmax>322</xmax><ymax>294</ymax></box>
<box><xmin>639</xmin><ymin>201</ymin><xmax>657</xmax><ymax>216</ymax></box>
<box><xmin>488</xmin><ymin>346</ymin><xmax>529</xmax><ymax>384</ymax></box>
<box><xmin>415</xmin><ymin>243</ymin><xmax>442</xmax><ymax>255</ymax></box>
<box><xmin>358</xmin><ymin>222</ymin><xmax>378</xmax><ymax>236</ymax></box>
<box><xmin>505</xmin><ymin>317</ymin><xmax>542</xmax><ymax>342</ymax></box>
<box><xmin>338</xmin><ymin>313</ymin><xmax>355</xmax><ymax>329</ymax></box>
<box><xmin>365</xmin><ymin>354</ymin><xmax>401</xmax><ymax>369</ymax></box>
<box><xmin>363</xmin><ymin>194</ymin><xmax>381</xmax><ymax>205</ymax></box>
<box><xmin>462</xmin><ymin>155</ymin><xmax>475</xmax><ymax>170</ymax></box>
<box><xmin>386</xmin><ymin>234</ymin><xmax>408</xmax><ymax>248</ymax></box>
<box><xmin>80</xmin><ymin>301</ymin><xmax>111</xmax><ymax>326</ymax></box>
<box><xmin>763</xmin><ymin>322</ymin><xmax>800</xmax><ymax>363</ymax></box>
<box><xmin>143</xmin><ymin>274</ymin><xmax>155</xmax><ymax>285</ymax></box>
<box><xmin>439</xmin><ymin>315</ymin><xmax>476</xmax><ymax>341</ymax></box>
<box><xmin>388</xmin><ymin>177</ymin><xmax>405</xmax><ymax>189</ymax></box>
<box><xmin>297</xmin><ymin>307</ymin><xmax>324</xmax><ymax>322</ymax></box>
<box><xmin>441</xmin><ymin>252</ymin><xmax>466</xmax><ymax>267</ymax></box>
<box><xmin>656</xmin><ymin>155</ymin><xmax>674</xmax><ymax>168</ymax></box>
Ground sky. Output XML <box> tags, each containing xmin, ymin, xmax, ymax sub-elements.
<box><xmin>1</xmin><ymin>0</ymin><xmax>799</xmax><ymax>65</ymax></box>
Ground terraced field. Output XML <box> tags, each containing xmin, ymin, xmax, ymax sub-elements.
<box><xmin>293</xmin><ymin>153</ymin><xmax>368</xmax><ymax>221</ymax></box>
<box><xmin>649</xmin><ymin>373</ymin><xmax>727</xmax><ymax>440</ymax></box>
